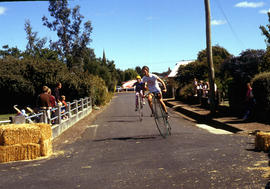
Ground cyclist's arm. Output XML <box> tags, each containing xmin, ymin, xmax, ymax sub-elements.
<box><xmin>157</xmin><ymin>77</ymin><xmax>167</xmax><ymax>92</ymax></box>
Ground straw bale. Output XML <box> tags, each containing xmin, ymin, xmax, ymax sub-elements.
<box><xmin>0</xmin><ymin>129</ymin><xmax>4</xmax><ymax>145</ymax></box>
<box><xmin>0</xmin><ymin>124</ymin><xmax>40</xmax><ymax>145</ymax></box>
<box><xmin>255</xmin><ymin>132</ymin><xmax>270</xmax><ymax>152</ymax></box>
<box><xmin>33</xmin><ymin>123</ymin><xmax>52</xmax><ymax>141</ymax></box>
<box><xmin>0</xmin><ymin>143</ymin><xmax>40</xmax><ymax>163</ymax></box>
<box><xmin>40</xmin><ymin>139</ymin><xmax>52</xmax><ymax>156</ymax></box>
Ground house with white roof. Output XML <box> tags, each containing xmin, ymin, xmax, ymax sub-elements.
<box><xmin>168</xmin><ymin>60</ymin><xmax>195</xmax><ymax>78</ymax></box>
<box><xmin>167</xmin><ymin>60</ymin><xmax>195</xmax><ymax>98</ymax></box>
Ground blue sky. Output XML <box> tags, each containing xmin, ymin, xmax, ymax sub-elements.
<box><xmin>0</xmin><ymin>0</ymin><xmax>269</xmax><ymax>73</ymax></box>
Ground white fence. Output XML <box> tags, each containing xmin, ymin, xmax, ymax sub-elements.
<box><xmin>0</xmin><ymin>97</ymin><xmax>93</xmax><ymax>139</ymax></box>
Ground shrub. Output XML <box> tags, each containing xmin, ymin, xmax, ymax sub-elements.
<box><xmin>0</xmin><ymin>56</ymin><xmax>112</xmax><ymax>113</ymax></box>
<box><xmin>252</xmin><ymin>72</ymin><xmax>270</xmax><ymax>121</ymax></box>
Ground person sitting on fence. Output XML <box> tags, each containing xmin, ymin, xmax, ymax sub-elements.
<box><xmin>47</xmin><ymin>88</ymin><xmax>57</xmax><ymax>124</ymax></box>
<box><xmin>60</xmin><ymin>95</ymin><xmax>68</xmax><ymax>119</ymax></box>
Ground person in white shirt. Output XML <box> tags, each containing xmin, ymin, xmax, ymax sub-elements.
<box><xmin>141</xmin><ymin>66</ymin><xmax>168</xmax><ymax>117</ymax></box>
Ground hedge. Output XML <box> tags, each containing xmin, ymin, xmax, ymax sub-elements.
<box><xmin>252</xmin><ymin>72</ymin><xmax>270</xmax><ymax>121</ymax></box>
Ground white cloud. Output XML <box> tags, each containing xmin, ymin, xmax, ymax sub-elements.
<box><xmin>235</xmin><ymin>1</ymin><xmax>264</xmax><ymax>8</ymax></box>
<box><xmin>0</xmin><ymin>6</ymin><xmax>6</xmax><ymax>15</ymax></box>
<box><xmin>259</xmin><ymin>8</ymin><xmax>270</xmax><ymax>14</ymax></box>
<box><xmin>146</xmin><ymin>16</ymin><xmax>154</xmax><ymax>21</ymax></box>
<box><xmin>211</xmin><ymin>20</ymin><xmax>227</xmax><ymax>26</ymax></box>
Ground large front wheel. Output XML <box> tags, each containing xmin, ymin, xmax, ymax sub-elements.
<box><xmin>153</xmin><ymin>97</ymin><xmax>170</xmax><ymax>138</ymax></box>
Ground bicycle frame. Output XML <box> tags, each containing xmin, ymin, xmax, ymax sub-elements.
<box><xmin>145</xmin><ymin>92</ymin><xmax>171</xmax><ymax>138</ymax></box>
<box><xmin>136</xmin><ymin>91</ymin><xmax>144</xmax><ymax>121</ymax></box>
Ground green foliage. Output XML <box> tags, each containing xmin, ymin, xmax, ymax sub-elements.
<box><xmin>197</xmin><ymin>45</ymin><xmax>232</xmax><ymax>73</ymax></box>
<box><xmin>124</xmin><ymin>68</ymin><xmax>138</xmax><ymax>81</ymax></box>
<box><xmin>0</xmin><ymin>57</ymin><xmax>35</xmax><ymax>113</ymax></box>
<box><xmin>88</xmin><ymin>75</ymin><xmax>109</xmax><ymax>105</ymax></box>
<box><xmin>175</xmin><ymin>45</ymin><xmax>231</xmax><ymax>94</ymax></box>
<box><xmin>0</xmin><ymin>53</ymin><xmax>112</xmax><ymax>113</ymax></box>
<box><xmin>259</xmin><ymin>47</ymin><xmax>270</xmax><ymax>72</ymax></box>
<box><xmin>252</xmin><ymin>72</ymin><xmax>270</xmax><ymax>115</ymax></box>
<box><xmin>178</xmin><ymin>83</ymin><xmax>195</xmax><ymax>99</ymax></box>
<box><xmin>42</xmin><ymin>0</ymin><xmax>93</xmax><ymax>71</ymax></box>
<box><xmin>220</xmin><ymin>49</ymin><xmax>264</xmax><ymax>111</ymax></box>
<box><xmin>0</xmin><ymin>46</ymin><xmax>22</xmax><ymax>59</ymax></box>
<box><xmin>259</xmin><ymin>12</ymin><xmax>270</xmax><ymax>46</ymax></box>
<box><xmin>176</xmin><ymin>61</ymin><xmax>208</xmax><ymax>88</ymax></box>
<box><xmin>0</xmin><ymin>0</ymin><xmax>130</xmax><ymax>114</ymax></box>
<box><xmin>25</xmin><ymin>19</ymin><xmax>47</xmax><ymax>57</ymax></box>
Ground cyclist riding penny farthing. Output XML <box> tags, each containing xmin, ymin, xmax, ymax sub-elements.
<box><xmin>142</xmin><ymin>66</ymin><xmax>171</xmax><ymax>138</ymax></box>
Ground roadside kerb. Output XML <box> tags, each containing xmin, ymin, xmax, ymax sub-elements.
<box><xmin>165</xmin><ymin>99</ymin><xmax>270</xmax><ymax>134</ymax></box>
<box><xmin>165</xmin><ymin>100</ymin><xmax>243</xmax><ymax>133</ymax></box>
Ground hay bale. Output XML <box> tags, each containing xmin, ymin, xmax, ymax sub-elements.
<box><xmin>33</xmin><ymin>123</ymin><xmax>52</xmax><ymax>141</ymax></box>
<box><xmin>0</xmin><ymin>143</ymin><xmax>40</xmax><ymax>163</ymax></box>
<box><xmin>255</xmin><ymin>132</ymin><xmax>270</xmax><ymax>152</ymax></box>
<box><xmin>40</xmin><ymin>139</ymin><xmax>52</xmax><ymax>156</ymax></box>
<box><xmin>0</xmin><ymin>124</ymin><xmax>40</xmax><ymax>145</ymax></box>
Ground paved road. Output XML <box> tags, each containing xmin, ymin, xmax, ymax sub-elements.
<box><xmin>0</xmin><ymin>93</ymin><xmax>269</xmax><ymax>189</ymax></box>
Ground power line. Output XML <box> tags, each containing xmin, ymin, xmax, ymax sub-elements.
<box><xmin>0</xmin><ymin>0</ymin><xmax>50</xmax><ymax>2</ymax></box>
<box><xmin>215</xmin><ymin>0</ymin><xmax>246</xmax><ymax>49</ymax></box>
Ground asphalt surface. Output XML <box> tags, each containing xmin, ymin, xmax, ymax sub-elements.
<box><xmin>0</xmin><ymin>92</ymin><xmax>269</xmax><ymax>189</ymax></box>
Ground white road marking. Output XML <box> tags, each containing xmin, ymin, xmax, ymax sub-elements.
<box><xmin>87</xmin><ymin>125</ymin><xmax>98</xmax><ymax>128</ymax></box>
<box><xmin>87</xmin><ymin>124</ymin><xmax>99</xmax><ymax>139</ymax></box>
<box><xmin>195</xmin><ymin>124</ymin><xmax>232</xmax><ymax>135</ymax></box>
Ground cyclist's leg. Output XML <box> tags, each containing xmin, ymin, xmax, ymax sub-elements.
<box><xmin>141</xmin><ymin>90</ymin><xmax>146</xmax><ymax>104</ymax></box>
<box><xmin>139</xmin><ymin>90</ymin><xmax>144</xmax><ymax>105</ymax></box>
<box><xmin>135</xmin><ymin>92</ymin><xmax>139</xmax><ymax>110</ymax></box>
<box><xmin>157</xmin><ymin>93</ymin><xmax>168</xmax><ymax>113</ymax></box>
<box><xmin>147</xmin><ymin>93</ymin><xmax>154</xmax><ymax>116</ymax></box>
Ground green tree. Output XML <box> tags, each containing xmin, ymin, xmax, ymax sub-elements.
<box><xmin>259</xmin><ymin>47</ymin><xmax>270</xmax><ymax>72</ymax></box>
<box><xmin>135</xmin><ymin>66</ymin><xmax>142</xmax><ymax>76</ymax></box>
<box><xmin>0</xmin><ymin>45</ymin><xmax>22</xmax><ymax>59</ymax></box>
<box><xmin>260</xmin><ymin>12</ymin><xmax>270</xmax><ymax>46</ymax></box>
<box><xmin>124</xmin><ymin>68</ymin><xmax>138</xmax><ymax>81</ymax></box>
<box><xmin>221</xmin><ymin>49</ymin><xmax>264</xmax><ymax>113</ymax></box>
<box><xmin>24</xmin><ymin>19</ymin><xmax>47</xmax><ymax>57</ymax></box>
<box><xmin>42</xmin><ymin>0</ymin><xmax>93</xmax><ymax>71</ymax></box>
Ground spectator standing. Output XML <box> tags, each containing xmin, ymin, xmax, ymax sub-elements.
<box><xmin>197</xmin><ymin>80</ymin><xmax>204</xmax><ymax>104</ymax></box>
<box><xmin>47</xmin><ymin>88</ymin><xmax>56</xmax><ymax>108</ymax></box>
<box><xmin>53</xmin><ymin>82</ymin><xmax>62</xmax><ymax>104</ymax></box>
<box><xmin>193</xmin><ymin>78</ymin><xmax>198</xmax><ymax>96</ymax></box>
<box><xmin>243</xmin><ymin>82</ymin><xmax>255</xmax><ymax>120</ymax></box>
<box><xmin>36</xmin><ymin>86</ymin><xmax>51</xmax><ymax>123</ymax></box>
<box><xmin>203</xmin><ymin>81</ymin><xmax>209</xmax><ymax>97</ymax></box>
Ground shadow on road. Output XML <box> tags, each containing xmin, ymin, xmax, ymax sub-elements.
<box><xmin>93</xmin><ymin>135</ymin><xmax>159</xmax><ymax>142</ymax></box>
<box><xmin>107</xmin><ymin>120</ymin><xmax>138</xmax><ymax>123</ymax></box>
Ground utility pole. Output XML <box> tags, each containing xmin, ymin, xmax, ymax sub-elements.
<box><xmin>204</xmin><ymin>0</ymin><xmax>216</xmax><ymax>115</ymax></box>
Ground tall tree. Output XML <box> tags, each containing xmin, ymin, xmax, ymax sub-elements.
<box><xmin>135</xmin><ymin>66</ymin><xmax>142</xmax><ymax>76</ymax></box>
<box><xmin>260</xmin><ymin>12</ymin><xmax>270</xmax><ymax>46</ymax></box>
<box><xmin>102</xmin><ymin>49</ymin><xmax>106</xmax><ymax>66</ymax></box>
<box><xmin>42</xmin><ymin>0</ymin><xmax>93</xmax><ymax>71</ymax></box>
<box><xmin>24</xmin><ymin>19</ymin><xmax>47</xmax><ymax>57</ymax></box>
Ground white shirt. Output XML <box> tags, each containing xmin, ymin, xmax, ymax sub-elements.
<box><xmin>142</xmin><ymin>73</ymin><xmax>161</xmax><ymax>93</ymax></box>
